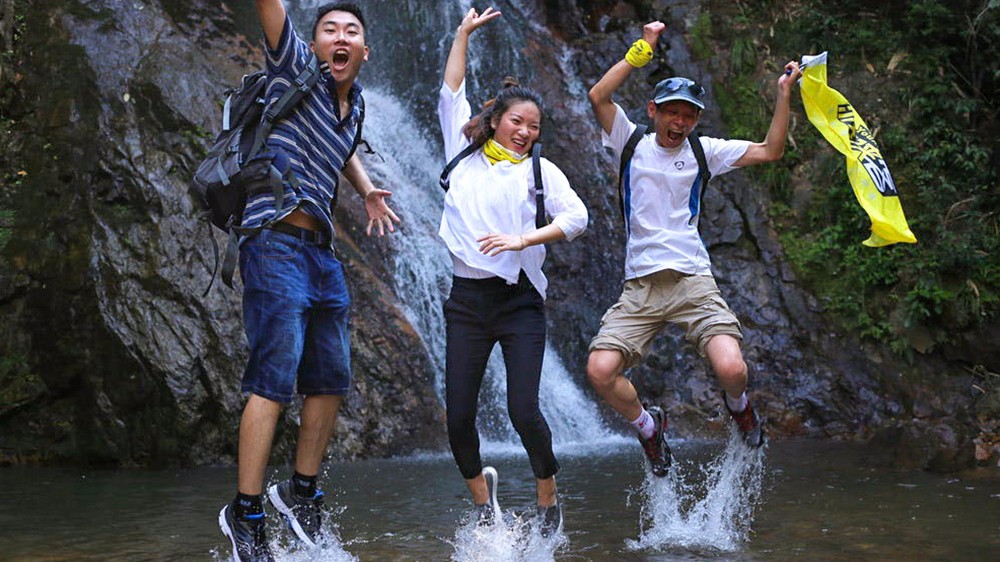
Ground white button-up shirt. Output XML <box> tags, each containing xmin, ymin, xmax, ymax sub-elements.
<box><xmin>438</xmin><ymin>81</ymin><xmax>588</xmax><ymax>300</ymax></box>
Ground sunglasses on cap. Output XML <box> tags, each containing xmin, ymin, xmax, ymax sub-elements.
<box><xmin>658</xmin><ymin>78</ymin><xmax>705</xmax><ymax>97</ymax></box>
<box><xmin>652</xmin><ymin>77</ymin><xmax>706</xmax><ymax>109</ymax></box>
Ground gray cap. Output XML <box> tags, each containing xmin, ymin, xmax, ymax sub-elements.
<box><xmin>652</xmin><ymin>77</ymin><xmax>706</xmax><ymax>110</ymax></box>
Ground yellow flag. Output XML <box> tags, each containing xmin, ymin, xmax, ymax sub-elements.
<box><xmin>799</xmin><ymin>52</ymin><xmax>917</xmax><ymax>246</ymax></box>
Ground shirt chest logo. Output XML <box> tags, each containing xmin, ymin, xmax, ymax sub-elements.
<box><xmin>674</xmin><ymin>161</ymin><xmax>685</xmax><ymax>170</ymax></box>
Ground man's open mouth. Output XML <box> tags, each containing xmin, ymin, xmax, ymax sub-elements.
<box><xmin>332</xmin><ymin>50</ymin><xmax>350</xmax><ymax>69</ymax></box>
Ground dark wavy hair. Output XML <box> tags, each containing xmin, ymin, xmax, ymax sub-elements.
<box><xmin>462</xmin><ymin>77</ymin><xmax>545</xmax><ymax>147</ymax></box>
<box><xmin>313</xmin><ymin>2</ymin><xmax>367</xmax><ymax>39</ymax></box>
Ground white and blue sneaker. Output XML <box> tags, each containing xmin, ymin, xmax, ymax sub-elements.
<box><xmin>218</xmin><ymin>502</ymin><xmax>274</xmax><ymax>562</ymax></box>
<box><xmin>267</xmin><ymin>480</ymin><xmax>324</xmax><ymax>547</ymax></box>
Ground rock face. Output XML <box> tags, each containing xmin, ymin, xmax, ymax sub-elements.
<box><xmin>0</xmin><ymin>0</ymin><xmax>445</xmax><ymax>467</ymax></box>
<box><xmin>0</xmin><ymin>0</ymin><xmax>988</xmax><ymax>471</ymax></box>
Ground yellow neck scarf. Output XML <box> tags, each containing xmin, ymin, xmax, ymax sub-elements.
<box><xmin>483</xmin><ymin>138</ymin><xmax>528</xmax><ymax>165</ymax></box>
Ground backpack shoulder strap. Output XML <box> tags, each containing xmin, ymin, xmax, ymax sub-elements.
<box><xmin>438</xmin><ymin>141</ymin><xmax>546</xmax><ymax>229</ymax></box>
<box><xmin>618</xmin><ymin>124</ymin><xmax>647</xmax><ymax>222</ymax></box>
<box><xmin>344</xmin><ymin>93</ymin><xmax>365</xmax><ymax>163</ymax></box>
<box><xmin>688</xmin><ymin>130</ymin><xmax>710</xmax><ymax>184</ymax></box>
<box><xmin>439</xmin><ymin>141</ymin><xmax>484</xmax><ymax>191</ymax></box>
<box><xmin>531</xmin><ymin>142</ymin><xmax>545</xmax><ymax>229</ymax></box>
<box><xmin>330</xmin><ymin>92</ymin><xmax>368</xmax><ymax>213</ymax></box>
<box><xmin>687</xmin><ymin>131</ymin><xmax>711</xmax><ymax>226</ymax></box>
<box><xmin>249</xmin><ymin>54</ymin><xmax>321</xmax><ymax>158</ymax></box>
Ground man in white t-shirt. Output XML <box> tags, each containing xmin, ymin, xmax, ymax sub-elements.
<box><xmin>586</xmin><ymin>20</ymin><xmax>802</xmax><ymax>477</ymax></box>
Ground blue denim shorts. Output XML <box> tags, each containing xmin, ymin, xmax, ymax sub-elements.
<box><xmin>239</xmin><ymin>228</ymin><xmax>351</xmax><ymax>403</ymax></box>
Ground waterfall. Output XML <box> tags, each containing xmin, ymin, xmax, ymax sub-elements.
<box><xmin>288</xmin><ymin>2</ymin><xmax>620</xmax><ymax>448</ymax></box>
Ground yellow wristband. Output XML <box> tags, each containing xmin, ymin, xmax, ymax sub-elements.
<box><xmin>625</xmin><ymin>39</ymin><xmax>653</xmax><ymax>68</ymax></box>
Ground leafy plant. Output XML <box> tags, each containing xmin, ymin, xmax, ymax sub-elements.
<box><xmin>709</xmin><ymin>0</ymin><xmax>1000</xmax><ymax>354</ymax></box>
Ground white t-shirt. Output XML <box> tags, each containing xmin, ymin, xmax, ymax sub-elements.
<box><xmin>438</xmin><ymin>81</ymin><xmax>588</xmax><ymax>300</ymax></box>
<box><xmin>603</xmin><ymin>103</ymin><xmax>750</xmax><ymax>280</ymax></box>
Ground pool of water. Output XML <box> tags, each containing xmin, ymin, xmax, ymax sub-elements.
<box><xmin>0</xmin><ymin>438</ymin><xmax>997</xmax><ymax>561</ymax></box>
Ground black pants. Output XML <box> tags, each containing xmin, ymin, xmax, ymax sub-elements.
<box><xmin>444</xmin><ymin>274</ymin><xmax>560</xmax><ymax>480</ymax></box>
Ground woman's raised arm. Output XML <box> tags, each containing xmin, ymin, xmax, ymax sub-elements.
<box><xmin>443</xmin><ymin>7</ymin><xmax>502</xmax><ymax>92</ymax></box>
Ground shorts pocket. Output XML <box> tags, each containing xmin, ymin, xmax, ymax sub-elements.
<box><xmin>599</xmin><ymin>300</ymin><xmax>624</xmax><ymax>325</ymax></box>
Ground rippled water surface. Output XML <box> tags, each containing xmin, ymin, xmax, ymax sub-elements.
<box><xmin>1</xmin><ymin>439</ymin><xmax>998</xmax><ymax>561</ymax></box>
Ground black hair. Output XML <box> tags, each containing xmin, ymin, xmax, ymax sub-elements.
<box><xmin>463</xmin><ymin>77</ymin><xmax>545</xmax><ymax>147</ymax></box>
<box><xmin>313</xmin><ymin>2</ymin><xmax>367</xmax><ymax>39</ymax></box>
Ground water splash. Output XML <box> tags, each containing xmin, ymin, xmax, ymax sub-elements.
<box><xmin>449</xmin><ymin>509</ymin><xmax>567</xmax><ymax>562</ymax></box>
<box><xmin>626</xmin><ymin>428</ymin><xmax>767</xmax><ymax>554</ymax></box>
<box><xmin>273</xmin><ymin>532</ymin><xmax>358</xmax><ymax>562</ymax></box>
<box><xmin>211</xmin><ymin>509</ymin><xmax>357</xmax><ymax>562</ymax></box>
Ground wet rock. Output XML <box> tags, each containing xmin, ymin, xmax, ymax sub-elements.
<box><xmin>668</xmin><ymin>399</ymin><xmax>720</xmax><ymax>439</ymax></box>
<box><xmin>974</xmin><ymin>415</ymin><xmax>1000</xmax><ymax>468</ymax></box>
<box><xmin>947</xmin><ymin>320</ymin><xmax>1000</xmax><ymax>374</ymax></box>
<box><xmin>0</xmin><ymin>0</ymin><xmax>444</xmax><ymax>467</ymax></box>
<box><xmin>870</xmin><ymin>419</ymin><xmax>976</xmax><ymax>472</ymax></box>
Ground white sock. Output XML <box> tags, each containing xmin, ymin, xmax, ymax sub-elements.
<box><xmin>725</xmin><ymin>392</ymin><xmax>748</xmax><ymax>413</ymax></box>
<box><xmin>630</xmin><ymin>408</ymin><xmax>656</xmax><ymax>440</ymax></box>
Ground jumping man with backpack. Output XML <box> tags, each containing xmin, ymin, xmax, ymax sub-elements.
<box><xmin>585</xmin><ymin>21</ymin><xmax>802</xmax><ymax>477</ymax></box>
<box><xmin>217</xmin><ymin>2</ymin><xmax>398</xmax><ymax>561</ymax></box>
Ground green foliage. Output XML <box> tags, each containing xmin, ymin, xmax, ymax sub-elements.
<box><xmin>710</xmin><ymin>0</ymin><xmax>1000</xmax><ymax>355</ymax></box>
<box><xmin>1</xmin><ymin>2</ymin><xmax>28</xmax><ymax>255</ymax></box>
<box><xmin>0</xmin><ymin>352</ymin><xmax>45</xmax><ymax>412</ymax></box>
<box><xmin>729</xmin><ymin>33</ymin><xmax>757</xmax><ymax>75</ymax></box>
<box><xmin>714</xmin><ymin>74</ymin><xmax>766</xmax><ymax>140</ymax></box>
<box><xmin>0</xmin><ymin>209</ymin><xmax>12</xmax><ymax>252</ymax></box>
<box><xmin>715</xmin><ymin>72</ymin><xmax>801</xmax><ymax>198</ymax></box>
<box><xmin>182</xmin><ymin>125</ymin><xmax>212</xmax><ymax>159</ymax></box>
<box><xmin>689</xmin><ymin>11</ymin><xmax>715</xmax><ymax>62</ymax></box>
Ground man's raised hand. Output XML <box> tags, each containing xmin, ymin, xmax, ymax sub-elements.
<box><xmin>643</xmin><ymin>21</ymin><xmax>666</xmax><ymax>47</ymax></box>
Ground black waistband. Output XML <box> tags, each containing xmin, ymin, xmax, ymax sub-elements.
<box><xmin>452</xmin><ymin>271</ymin><xmax>533</xmax><ymax>291</ymax></box>
<box><xmin>268</xmin><ymin>221</ymin><xmax>331</xmax><ymax>245</ymax></box>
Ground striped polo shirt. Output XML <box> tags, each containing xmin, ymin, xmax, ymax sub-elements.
<box><xmin>240</xmin><ymin>15</ymin><xmax>363</xmax><ymax>246</ymax></box>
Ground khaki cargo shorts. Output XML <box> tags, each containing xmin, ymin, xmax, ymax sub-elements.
<box><xmin>589</xmin><ymin>269</ymin><xmax>742</xmax><ymax>369</ymax></box>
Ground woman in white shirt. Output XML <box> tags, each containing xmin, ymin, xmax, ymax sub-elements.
<box><xmin>437</xmin><ymin>7</ymin><xmax>588</xmax><ymax>537</ymax></box>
